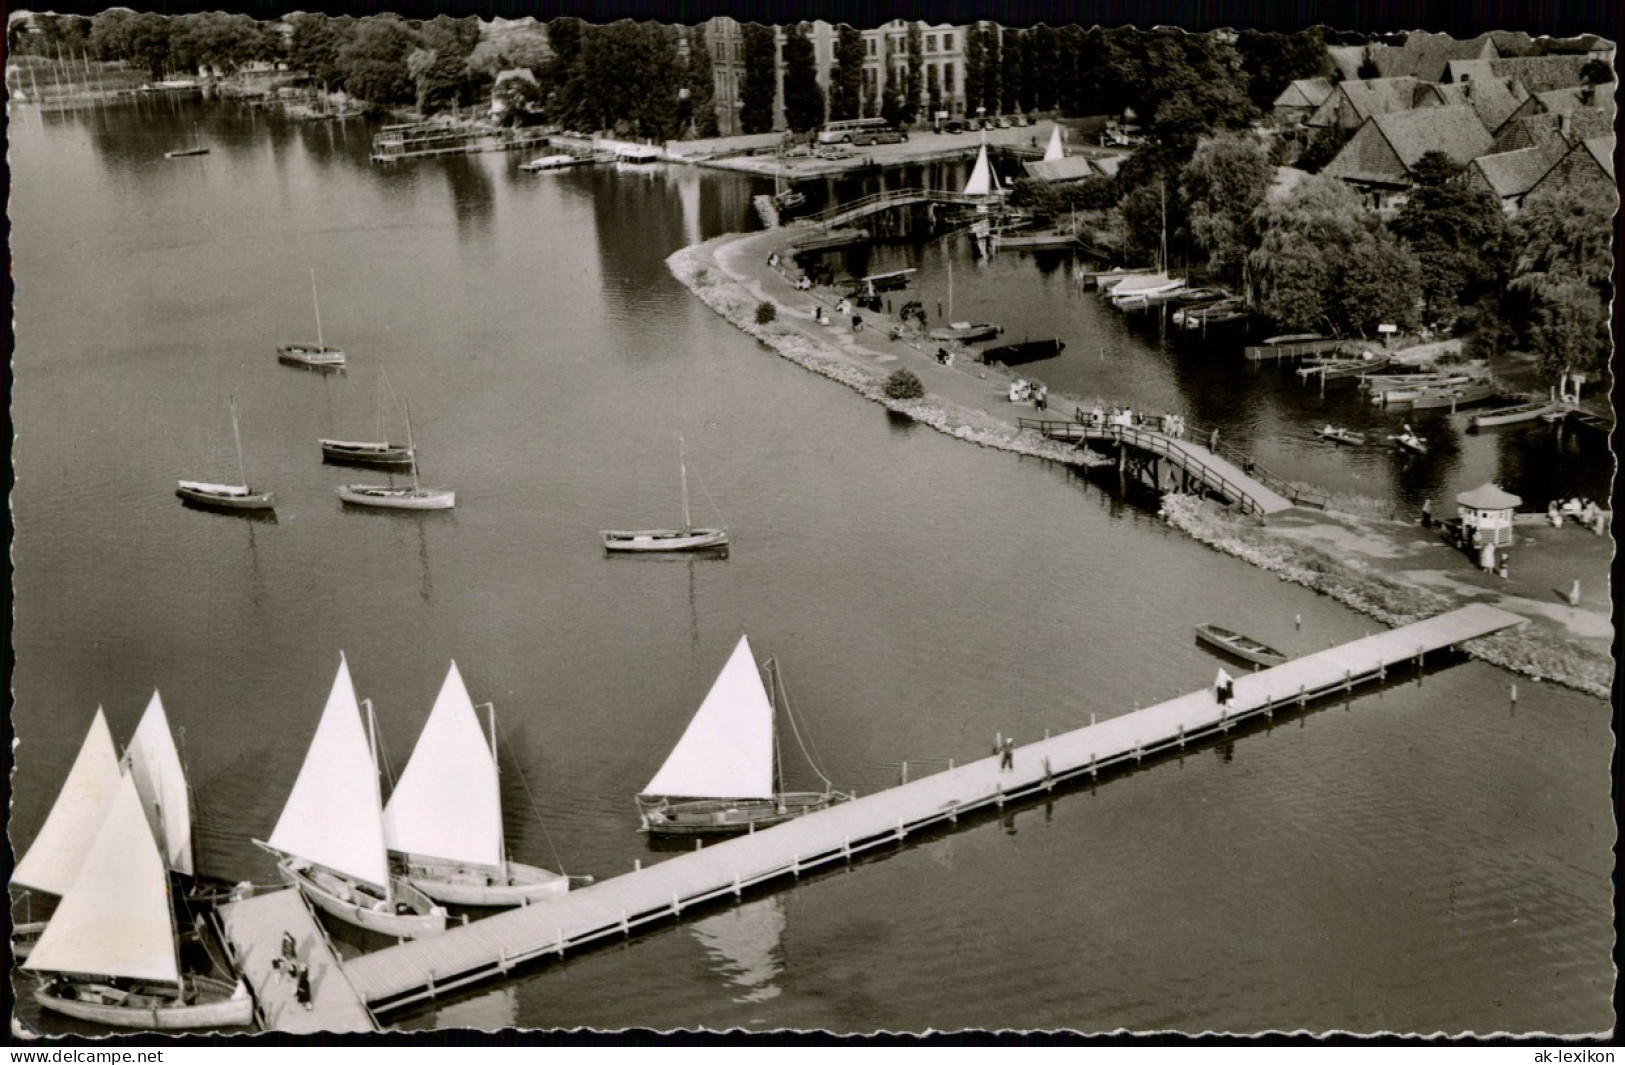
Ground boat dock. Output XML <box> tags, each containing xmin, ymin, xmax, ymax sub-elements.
<box><xmin>217</xmin><ymin>888</ymin><xmax>378</xmax><ymax>1034</ymax></box>
<box><xmin>1244</xmin><ymin>338</ymin><xmax>1346</xmax><ymax>362</ymax></box>
<box><xmin>327</xmin><ymin>604</ymin><xmax>1519</xmax><ymax>1020</ymax></box>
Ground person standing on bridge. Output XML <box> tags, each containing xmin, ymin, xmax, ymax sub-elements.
<box><xmin>1209</xmin><ymin>427</ymin><xmax>1220</xmax><ymax>452</ymax></box>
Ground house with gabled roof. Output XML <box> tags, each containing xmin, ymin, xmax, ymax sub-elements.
<box><xmin>1322</xmin><ymin>104</ymin><xmax>1494</xmax><ymax>206</ymax></box>
<box><xmin>1306</xmin><ymin>77</ymin><xmax>1430</xmax><ymax>129</ymax></box>
<box><xmin>1464</xmin><ymin>146</ymin><xmax>1566</xmax><ymax>211</ymax></box>
<box><xmin>1429</xmin><ymin>75</ymin><xmax>1527</xmax><ymax>133</ymax></box>
<box><xmin>1271</xmin><ymin>77</ymin><xmax>1335</xmax><ymax>124</ymax></box>
<box><xmin>1525</xmin><ymin>136</ymin><xmax>1617</xmax><ymax>202</ymax></box>
<box><xmin>1490</xmin><ymin>112</ymin><xmax>1576</xmax><ymax>157</ymax></box>
<box><xmin>1496</xmin><ymin>81</ymin><xmax>1615</xmax><ymax>145</ymax></box>
<box><xmin>1368</xmin><ymin>31</ymin><xmax>1498</xmax><ymax>82</ymax></box>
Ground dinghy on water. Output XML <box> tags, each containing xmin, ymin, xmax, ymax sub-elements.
<box><xmin>256</xmin><ymin>655</ymin><xmax>448</xmax><ymax>939</ymax></box>
<box><xmin>384</xmin><ymin>663</ymin><xmax>569</xmax><ymax>907</ymax></box>
<box><xmin>637</xmin><ymin>636</ymin><xmax>842</xmax><ymax>836</ymax></box>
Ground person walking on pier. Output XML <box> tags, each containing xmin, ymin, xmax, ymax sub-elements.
<box><xmin>999</xmin><ymin>735</ymin><xmax>1015</xmax><ymax>771</ymax></box>
<box><xmin>1215</xmin><ymin>668</ymin><xmax>1235</xmax><ymax>707</ymax></box>
<box><xmin>294</xmin><ymin>962</ymin><xmax>312</xmax><ymax>1011</ymax></box>
<box><xmin>276</xmin><ymin>931</ymin><xmax>297</xmax><ymax>981</ymax></box>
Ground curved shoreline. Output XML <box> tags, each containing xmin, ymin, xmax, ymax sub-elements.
<box><xmin>667</xmin><ymin>231</ymin><xmax>1611</xmax><ymax>701</ymax></box>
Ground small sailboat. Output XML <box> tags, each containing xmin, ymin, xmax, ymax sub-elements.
<box><xmin>637</xmin><ymin>635</ymin><xmax>841</xmax><ymax>836</ymax></box>
<box><xmin>383</xmin><ymin>662</ymin><xmax>569</xmax><ymax>907</ymax></box>
<box><xmin>176</xmin><ymin>397</ymin><xmax>275</xmax><ymax>513</ymax></box>
<box><xmin>337</xmin><ymin>401</ymin><xmax>455</xmax><ymax>510</ymax></box>
<box><xmin>255</xmin><ymin>655</ymin><xmax>448</xmax><ymax>939</ymax></box>
<box><xmin>320</xmin><ymin>371</ymin><xmax>414</xmax><ymax>468</ymax></box>
<box><xmin>277</xmin><ymin>269</ymin><xmax>346</xmax><ymax>368</ymax></box>
<box><xmin>12</xmin><ymin>709</ymin><xmax>123</xmax><ymax>900</ymax></box>
<box><xmin>925</xmin><ymin>250</ymin><xmax>1001</xmax><ymax>343</ymax></box>
<box><xmin>1392</xmin><ymin>425</ymin><xmax>1429</xmax><ymax>454</ymax></box>
<box><xmin>164</xmin><ymin>123</ymin><xmax>209</xmax><ymax>159</ymax></box>
<box><xmin>23</xmin><ymin>775</ymin><xmax>253</xmax><ymax>1030</ymax></box>
<box><xmin>601</xmin><ymin>437</ymin><xmax>727</xmax><ymax>551</ymax></box>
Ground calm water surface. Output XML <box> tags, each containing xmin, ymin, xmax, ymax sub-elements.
<box><xmin>8</xmin><ymin>99</ymin><xmax>1615</xmax><ymax>1035</ymax></box>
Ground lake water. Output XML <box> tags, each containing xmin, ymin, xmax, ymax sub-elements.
<box><xmin>7</xmin><ymin>98</ymin><xmax>1615</xmax><ymax>1036</ymax></box>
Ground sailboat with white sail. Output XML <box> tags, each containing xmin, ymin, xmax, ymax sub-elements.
<box><xmin>336</xmin><ymin>400</ymin><xmax>455</xmax><ymax>510</ymax></box>
<box><xmin>637</xmin><ymin>635</ymin><xmax>841</xmax><ymax>836</ymax></box>
<box><xmin>23</xmin><ymin>774</ymin><xmax>252</xmax><ymax>1030</ymax></box>
<box><xmin>256</xmin><ymin>655</ymin><xmax>448</xmax><ymax>939</ymax></box>
<box><xmin>383</xmin><ymin>662</ymin><xmax>569</xmax><ymax>906</ymax></box>
<box><xmin>277</xmin><ymin>269</ymin><xmax>347</xmax><ymax>368</ymax></box>
<box><xmin>176</xmin><ymin>397</ymin><xmax>275</xmax><ymax>513</ymax></box>
<box><xmin>601</xmin><ymin>437</ymin><xmax>727</xmax><ymax>551</ymax></box>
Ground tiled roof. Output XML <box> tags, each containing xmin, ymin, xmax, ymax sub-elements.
<box><xmin>1273</xmin><ymin>77</ymin><xmax>1334</xmax><ymax>109</ymax></box>
<box><xmin>1433</xmin><ymin>75</ymin><xmax>1526</xmax><ymax>132</ymax></box>
<box><xmin>1565</xmin><ymin>106</ymin><xmax>1615</xmax><ymax>143</ymax></box>
<box><xmin>1341</xmin><ymin>77</ymin><xmax>1425</xmax><ymax>120</ymax></box>
<box><xmin>1469</xmin><ymin>146</ymin><xmax>1558</xmax><ymax>198</ymax></box>
<box><xmin>1370</xmin><ymin>104</ymin><xmax>1494</xmax><ymax>168</ymax></box>
<box><xmin>1457</xmin><ymin>483</ymin><xmax>1522</xmax><ymax>510</ymax></box>
<box><xmin>1489</xmin><ymin>55</ymin><xmax>1597</xmax><ymax>94</ymax></box>
<box><xmin>1581</xmin><ymin>136</ymin><xmax>1615</xmax><ymax>180</ymax></box>
<box><xmin>1491</xmin><ymin>112</ymin><xmax>1572</xmax><ymax>157</ymax></box>
<box><xmin>1327</xmin><ymin>46</ymin><xmax>1365</xmax><ymax>82</ymax></box>
<box><xmin>1374</xmin><ymin>31</ymin><xmax>1497</xmax><ymax>81</ymax></box>
<box><xmin>1533</xmin><ymin>82</ymin><xmax>1617</xmax><ymax>118</ymax></box>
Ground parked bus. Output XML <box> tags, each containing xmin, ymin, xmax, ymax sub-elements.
<box><xmin>816</xmin><ymin>118</ymin><xmax>906</xmax><ymax>146</ymax></box>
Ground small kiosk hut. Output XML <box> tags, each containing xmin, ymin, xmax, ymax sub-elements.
<box><xmin>1455</xmin><ymin>483</ymin><xmax>1521</xmax><ymax>548</ymax></box>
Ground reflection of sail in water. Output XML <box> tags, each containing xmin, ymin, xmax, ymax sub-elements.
<box><xmin>690</xmin><ymin>895</ymin><xmax>786</xmax><ymax>1003</ymax></box>
<box><xmin>677</xmin><ymin>171</ymin><xmax>702</xmax><ymax>247</ymax></box>
<box><xmin>427</xmin><ymin>984</ymin><xmax>518</xmax><ymax>1032</ymax></box>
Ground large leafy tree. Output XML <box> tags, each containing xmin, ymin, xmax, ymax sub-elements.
<box><xmin>926</xmin><ymin>62</ymin><xmax>941</xmax><ymax>119</ymax></box>
<box><xmin>739</xmin><ymin>23</ymin><xmax>777</xmax><ymax>134</ymax></box>
<box><xmin>982</xmin><ymin>26</ymin><xmax>1003</xmax><ymax>115</ymax></box>
<box><xmin>1504</xmin><ymin>184</ymin><xmax>1614</xmax><ymax>376</ymax></box>
<box><xmin>903</xmin><ymin>23</ymin><xmax>924</xmax><ymax>124</ymax></box>
<box><xmin>1028</xmin><ymin>25</ymin><xmax>1059</xmax><ymax>111</ymax></box>
<box><xmin>1000</xmin><ymin>28</ymin><xmax>1024</xmax><ymax>116</ymax></box>
<box><xmin>336</xmin><ymin>16</ymin><xmax>419</xmax><ymax>106</ymax></box>
<box><xmin>782</xmin><ymin>23</ymin><xmax>824</xmax><ymax>132</ymax></box>
<box><xmin>879</xmin><ymin>36</ymin><xmax>905</xmax><ymax>127</ymax></box>
<box><xmin>1332</xmin><ymin>231</ymin><xmax>1422</xmax><ymax>336</ymax></box>
<box><xmin>287</xmin><ymin>14</ymin><xmax>353</xmax><ymax>88</ymax></box>
<box><xmin>543</xmin><ymin>18</ymin><xmax>591</xmax><ymax>127</ymax></box>
<box><xmin>681</xmin><ymin>26</ymin><xmax>719</xmax><ymax>137</ymax></box>
<box><xmin>963</xmin><ymin>25</ymin><xmax>986</xmax><ymax>115</ymax></box>
<box><xmin>1234</xmin><ymin>28</ymin><xmax>1326</xmax><ymax>112</ymax></box>
<box><xmin>1389</xmin><ymin>151</ymin><xmax>1510</xmax><ymax>325</ymax></box>
<box><xmin>1179</xmin><ymin>130</ymin><xmax>1274</xmax><ymax>284</ymax></box>
<box><xmin>831</xmin><ymin>24</ymin><xmax>865</xmax><ymax>121</ymax></box>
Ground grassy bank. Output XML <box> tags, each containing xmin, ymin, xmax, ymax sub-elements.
<box><xmin>668</xmin><ymin>243</ymin><xmax>1110</xmax><ymax>470</ymax></box>
<box><xmin>1160</xmin><ymin>493</ymin><xmax>1611</xmax><ymax>698</ymax></box>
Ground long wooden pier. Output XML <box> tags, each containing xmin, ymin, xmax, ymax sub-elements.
<box><xmin>334</xmin><ymin>604</ymin><xmax>1519</xmax><ymax>1019</ymax></box>
<box><xmin>218</xmin><ymin>888</ymin><xmax>378</xmax><ymax>1033</ymax></box>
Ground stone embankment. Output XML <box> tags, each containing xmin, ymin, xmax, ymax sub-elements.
<box><xmin>669</xmin><ymin>229</ymin><xmax>1613</xmax><ymax>700</ymax></box>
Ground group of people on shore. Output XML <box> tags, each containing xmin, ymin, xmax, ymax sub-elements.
<box><xmin>1549</xmin><ymin>497</ymin><xmax>1607</xmax><ymax>534</ymax></box>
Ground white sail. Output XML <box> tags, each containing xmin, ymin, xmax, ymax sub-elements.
<box><xmin>641</xmin><ymin>635</ymin><xmax>775</xmax><ymax>801</ymax></box>
<box><xmin>963</xmin><ymin>144</ymin><xmax>994</xmax><ymax>197</ymax></box>
<box><xmin>24</xmin><ymin>774</ymin><xmax>179</xmax><ymax>985</ymax></box>
<box><xmin>12</xmin><ymin>708</ymin><xmax>122</xmax><ymax>896</ymax></box>
<box><xmin>1043</xmin><ymin>124</ymin><xmax>1064</xmax><ymax>162</ymax></box>
<box><xmin>267</xmin><ymin>654</ymin><xmax>390</xmax><ymax>893</ymax></box>
<box><xmin>382</xmin><ymin>661</ymin><xmax>504</xmax><ymax>871</ymax></box>
<box><xmin>125</xmin><ymin>691</ymin><xmax>194</xmax><ymax>876</ymax></box>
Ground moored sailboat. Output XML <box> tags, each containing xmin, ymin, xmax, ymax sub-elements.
<box><xmin>383</xmin><ymin>662</ymin><xmax>569</xmax><ymax>906</ymax></box>
<box><xmin>23</xmin><ymin>775</ymin><xmax>252</xmax><ymax>1030</ymax></box>
<box><xmin>601</xmin><ymin>437</ymin><xmax>726</xmax><ymax>551</ymax></box>
<box><xmin>337</xmin><ymin>401</ymin><xmax>455</xmax><ymax>510</ymax></box>
<box><xmin>176</xmin><ymin>398</ymin><xmax>275</xmax><ymax>513</ymax></box>
<box><xmin>278</xmin><ymin>269</ymin><xmax>346</xmax><ymax>368</ymax></box>
<box><xmin>320</xmin><ymin>371</ymin><xmax>414</xmax><ymax>468</ymax></box>
<box><xmin>637</xmin><ymin>635</ymin><xmax>841</xmax><ymax>836</ymax></box>
<box><xmin>255</xmin><ymin>655</ymin><xmax>448</xmax><ymax>939</ymax></box>
<box><xmin>12</xmin><ymin>709</ymin><xmax>123</xmax><ymax>900</ymax></box>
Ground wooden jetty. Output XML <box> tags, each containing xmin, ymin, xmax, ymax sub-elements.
<box><xmin>340</xmin><ymin>604</ymin><xmax>1519</xmax><ymax>1018</ymax></box>
<box><xmin>1244</xmin><ymin>338</ymin><xmax>1345</xmax><ymax>362</ymax></box>
<box><xmin>217</xmin><ymin>889</ymin><xmax>378</xmax><ymax>1034</ymax></box>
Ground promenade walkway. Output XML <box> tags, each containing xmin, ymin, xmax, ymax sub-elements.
<box><xmin>341</xmin><ymin>604</ymin><xmax>1519</xmax><ymax>1018</ymax></box>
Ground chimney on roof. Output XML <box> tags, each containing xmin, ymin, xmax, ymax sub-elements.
<box><xmin>1560</xmin><ymin>112</ymin><xmax>1572</xmax><ymax>137</ymax></box>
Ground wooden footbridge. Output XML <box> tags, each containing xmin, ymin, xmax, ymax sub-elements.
<box><xmin>812</xmin><ymin>187</ymin><xmax>995</xmax><ymax>230</ymax></box>
<box><xmin>221</xmin><ymin>605</ymin><xmax>1521</xmax><ymax>1028</ymax></box>
<box><xmin>1018</xmin><ymin>412</ymin><xmax>1326</xmax><ymax>518</ymax></box>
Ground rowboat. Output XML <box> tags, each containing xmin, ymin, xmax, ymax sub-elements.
<box><xmin>1469</xmin><ymin>399</ymin><xmax>1566</xmax><ymax>429</ymax></box>
<box><xmin>980</xmin><ymin>338</ymin><xmax>1066</xmax><ymax>366</ymax></box>
<box><xmin>1316</xmin><ymin>425</ymin><xmax>1366</xmax><ymax>446</ymax></box>
<box><xmin>928</xmin><ymin>321</ymin><xmax>1002</xmax><ymax>343</ymax></box>
<box><xmin>993</xmin><ymin>229</ymin><xmax>1079</xmax><ymax>250</ymax></box>
<box><xmin>1194</xmin><ymin>624</ymin><xmax>1287</xmax><ymax>668</ymax></box>
<box><xmin>1408</xmin><ymin>381</ymin><xmax>1499</xmax><ymax>411</ymax></box>
<box><xmin>1391</xmin><ymin>427</ymin><xmax>1428</xmax><ymax>454</ymax></box>
<box><xmin>1298</xmin><ymin>355</ymin><xmax>1391</xmax><ymax>381</ymax></box>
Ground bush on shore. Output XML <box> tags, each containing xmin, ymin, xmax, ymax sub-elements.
<box><xmin>755</xmin><ymin>301</ymin><xmax>776</xmax><ymax>324</ymax></box>
<box><xmin>883</xmin><ymin>368</ymin><xmax>924</xmax><ymax>400</ymax></box>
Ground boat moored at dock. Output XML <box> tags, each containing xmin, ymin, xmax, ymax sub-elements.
<box><xmin>981</xmin><ymin>338</ymin><xmax>1066</xmax><ymax>366</ymax></box>
<box><xmin>1469</xmin><ymin>398</ymin><xmax>1567</xmax><ymax>429</ymax></box>
<box><xmin>1194</xmin><ymin>623</ymin><xmax>1288</xmax><ymax>668</ymax></box>
<box><xmin>928</xmin><ymin>321</ymin><xmax>1002</xmax><ymax>343</ymax></box>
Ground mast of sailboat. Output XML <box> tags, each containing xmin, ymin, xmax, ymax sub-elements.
<box><xmin>229</xmin><ymin>396</ymin><xmax>249</xmax><ymax>489</ymax></box>
<box><xmin>479</xmin><ymin>701</ymin><xmax>509</xmax><ymax>884</ymax></box>
<box><xmin>405</xmin><ymin>400</ymin><xmax>422</xmax><ymax>495</ymax></box>
<box><xmin>363</xmin><ymin>697</ymin><xmax>393</xmax><ymax>906</ymax></box>
<box><xmin>946</xmin><ymin>248</ymin><xmax>954</xmax><ymax>321</ymax></box>
<box><xmin>678</xmin><ymin>436</ymin><xmax>693</xmax><ymax>534</ymax></box>
<box><xmin>310</xmin><ymin>268</ymin><xmax>325</xmax><ymax>350</ymax></box>
<box><xmin>767</xmin><ymin>657</ymin><xmax>784</xmax><ymax>802</ymax></box>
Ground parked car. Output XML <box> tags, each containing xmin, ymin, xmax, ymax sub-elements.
<box><xmin>1013</xmin><ymin>114</ymin><xmax>1030</xmax><ymax>127</ymax></box>
<box><xmin>785</xmin><ymin>145</ymin><xmax>813</xmax><ymax>158</ymax></box>
<box><xmin>993</xmin><ymin>116</ymin><xmax>1011</xmax><ymax>129</ymax></box>
<box><xmin>942</xmin><ymin>121</ymin><xmax>965</xmax><ymax>134</ymax></box>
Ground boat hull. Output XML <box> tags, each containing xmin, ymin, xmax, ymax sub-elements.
<box><xmin>34</xmin><ymin>976</ymin><xmax>252</xmax><ymax>1031</ymax></box>
<box><xmin>337</xmin><ymin>485</ymin><xmax>455</xmax><ymax>510</ymax></box>
<box><xmin>1469</xmin><ymin>402</ymin><xmax>1561</xmax><ymax>429</ymax></box>
<box><xmin>320</xmin><ymin>439</ymin><xmax>414</xmax><ymax>467</ymax></box>
<box><xmin>393</xmin><ymin>856</ymin><xmax>569</xmax><ymax>907</ymax></box>
<box><xmin>639</xmin><ymin>792</ymin><xmax>835</xmax><ymax>836</ymax></box>
<box><xmin>278</xmin><ymin>860</ymin><xmax>446</xmax><ymax>939</ymax></box>
<box><xmin>1195</xmin><ymin>624</ymin><xmax>1287</xmax><ymax>668</ymax></box>
<box><xmin>602</xmin><ymin>528</ymin><xmax>728</xmax><ymax>552</ymax></box>
<box><xmin>927</xmin><ymin>324</ymin><xmax>1001</xmax><ymax>343</ymax></box>
<box><xmin>1316</xmin><ymin>429</ymin><xmax>1366</xmax><ymax>446</ymax></box>
<box><xmin>175</xmin><ymin>485</ymin><xmax>275</xmax><ymax>511</ymax></box>
<box><xmin>277</xmin><ymin>345</ymin><xmax>346</xmax><ymax>368</ymax></box>
<box><xmin>981</xmin><ymin>339</ymin><xmax>1065</xmax><ymax>366</ymax></box>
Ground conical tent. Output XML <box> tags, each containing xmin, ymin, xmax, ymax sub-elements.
<box><xmin>126</xmin><ymin>691</ymin><xmax>194</xmax><ymax>876</ymax></box>
<box><xmin>12</xmin><ymin>708</ymin><xmax>122</xmax><ymax>896</ymax></box>
<box><xmin>267</xmin><ymin>654</ymin><xmax>391</xmax><ymax>893</ymax></box>
<box><xmin>1043</xmin><ymin>124</ymin><xmax>1064</xmax><ymax>161</ymax></box>
<box><xmin>641</xmin><ymin>635</ymin><xmax>775</xmax><ymax>801</ymax></box>
<box><xmin>24</xmin><ymin>774</ymin><xmax>179</xmax><ymax>985</ymax></box>
<box><xmin>383</xmin><ymin>661</ymin><xmax>505</xmax><ymax>871</ymax></box>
